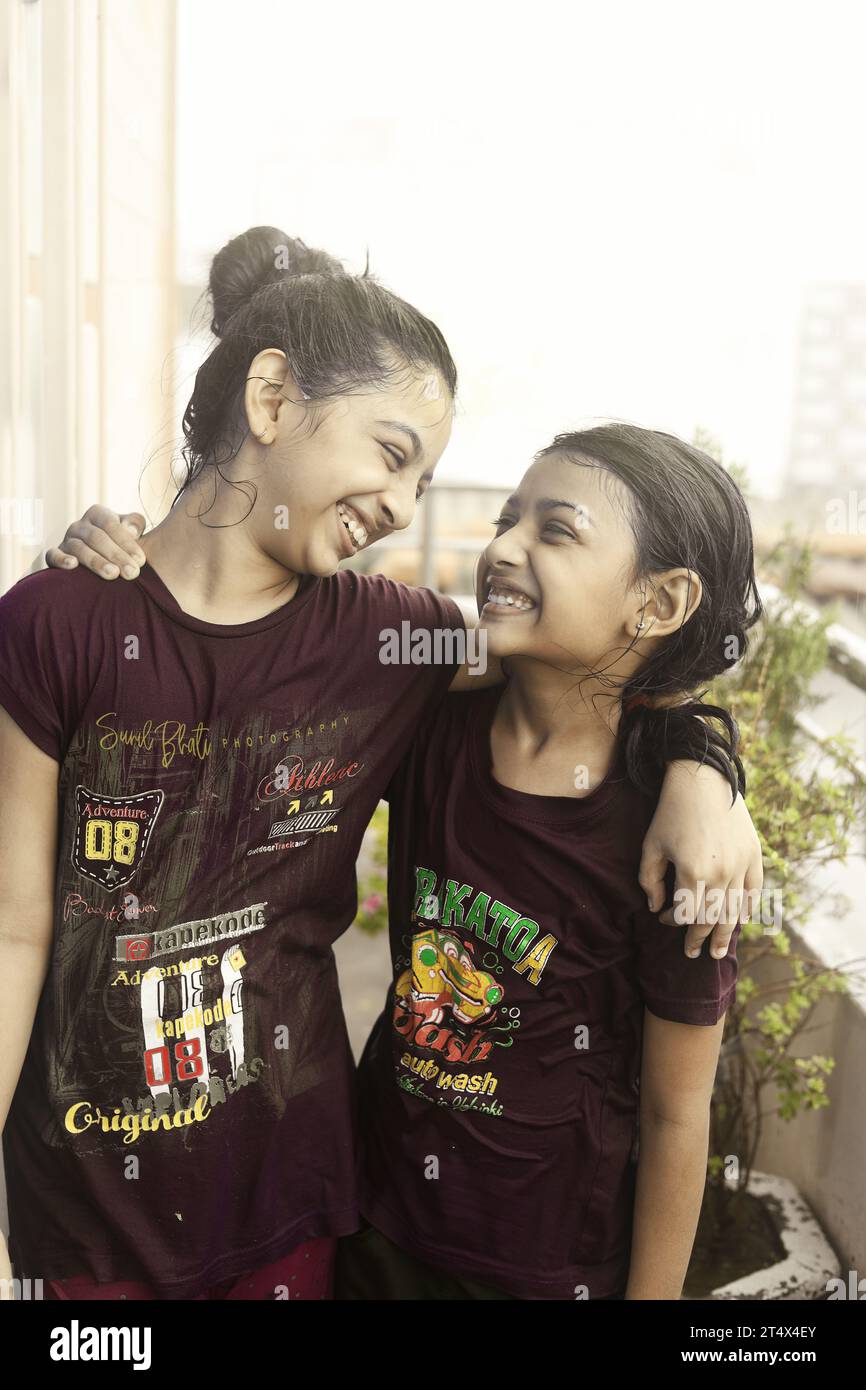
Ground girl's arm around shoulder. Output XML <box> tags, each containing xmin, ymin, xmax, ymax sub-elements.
<box><xmin>448</xmin><ymin>609</ymin><xmax>504</xmax><ymax>690</ymax></box>
<box><xmin>624</xmin><ymin>1006</ymin><xmax>727</xmax><ymax>1300</ymax></box>
<box><xmin>41</xmin><ymin>504</ymin><xmax>147</xmax><ymax>580</ymax></box>
<box><xmin>639</xmin><ymin>760</ymin><xmax>763</xmax><ymax>957</ymax></box>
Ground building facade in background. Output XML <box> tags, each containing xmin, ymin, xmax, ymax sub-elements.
<box><xmin>787</xmin><ymin>284</ymin><xmax>866</xmax><ymax>502</ymax></box>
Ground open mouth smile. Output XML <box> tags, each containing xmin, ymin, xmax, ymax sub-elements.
<box><xmin>336</xmin><ymin>502</ymin><xmax>370</xmax><ymax>554</ymax></box>
<box><xmin>481</xmin><ymin>578</ymin><xmax>537</xmax><ymax>615</ymax></box>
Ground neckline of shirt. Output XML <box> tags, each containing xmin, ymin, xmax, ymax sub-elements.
<box><xmin>135</xmin><ymin>559</ymin><xmax>321</xmax><ymax>637</ymax></box>
<box><xmin>466</xmin><ymin>683</ymin><xmax>629</xmax><ymax>827</ymax></box>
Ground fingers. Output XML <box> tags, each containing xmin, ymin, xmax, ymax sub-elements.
<box><xmin>659</xmin><ymin>871</ymin><xmax>712</xmax><ymax>956</ymax></box>
<box><xmin>45</xmin><ymin>545</ymin><xmax>81</xmax><ymax>570</ymax></box>
<box><xmin>643</xmin><ymin>841</ymin><xmax>735</xmax><ymax>959</ymax></box>
<box><xmin>119</xmin><ymin>512</ymin><xmax>147</xmax><ymax>543</ymax></box>
<box><xmin>638</xmin><ymin>843</ymin><xmax>668</xmax><ymax>914</ymax></box>
<box><xmin>660</xmin><ymin>870</ymin><xmax>749</xmax><ymax>958</ymax></box>
<box><xmin>743</xmin><ymin>847</ymin><xmax>764</xmax><ymax>905</ymax></box>
<box><xmin>659</xmin><ymin>869</ymin><xmax>735</xmax><ymax>958</ymax></box>
<box><xmin>706</xmin><ymin>848</ymin><xmax>766</xmax><ymax>951</ymax></box>
<box><xmin>706</xmin><ymin>881</ymin><xmax>739</xmax><ymax>958</ymax></box>
<box><xmin>46</xmin><ymin>507</ymin><xmax>147</xmax><ymax>580</ymax></box>
<box><xmin>654</xmin><ymin>811</ymin><xmax>765</xmax><ymax>961</ymax></box>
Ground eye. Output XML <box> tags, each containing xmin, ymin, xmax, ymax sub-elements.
<box><xmin>490</xmin><ymin>513</ymin><xmax>515</xmax><ymax>531</ymax></box>
<box><xmin>543</xmin><ymin>522</ymin><xmax>576</xmax><ymax>539</ymax></box>
<box><xmin>381</xmin><ymin>442</ymin><xmax>427</xmax><ymax>501</ymax></box>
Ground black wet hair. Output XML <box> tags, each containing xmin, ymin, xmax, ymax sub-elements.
<box><xmin>178</xmin><ymin>225</ymin><xmax>457</xmax><ymax>500</ymax></box>
<box><xmin>535</xmin><ymin>423</ymin><xmax>763</xmax><ymax>802</ymax></box>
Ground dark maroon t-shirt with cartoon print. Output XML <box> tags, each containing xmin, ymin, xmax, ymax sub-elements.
<box><xmin>356</xmin><ymin>686</ymin><xmax>739</xmax><ymax>1300</ymax></box>
<box><xmin>0</xmin><ymin>561</ymin><xmax>463</xmax><ymax>1296</ymax></box>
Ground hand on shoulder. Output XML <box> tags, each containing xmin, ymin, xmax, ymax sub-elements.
<box><xmin>43</xmin><ymin>505</ymin><xmax>147</xmax><ymax>580</ymax></box>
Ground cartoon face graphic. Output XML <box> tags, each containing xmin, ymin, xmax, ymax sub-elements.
<box><xmin>438</xmin><ymin>933</ymin><xmax>503</xmax><ymax>1023</ymax></box>
<box><xmin>396</xmin><ymin>926</ymin><xmax>503</xmax><ymax>1027</ymax></box>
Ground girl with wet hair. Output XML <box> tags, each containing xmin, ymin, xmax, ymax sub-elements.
<box><xmin>343</xmin><ymin>424</ymin><xmax>761</xmax><ymax>1300</ymax></box>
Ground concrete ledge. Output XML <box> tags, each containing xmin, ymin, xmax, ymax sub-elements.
<box><xmin>710</xmin><ymin>1172</ymin><xmax>841</xmax><ymax>1300</ymax></box>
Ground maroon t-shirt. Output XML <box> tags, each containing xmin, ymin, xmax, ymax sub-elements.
<box><xmin>356</xmin><ymin>686</ymin><xmax>739</xmax><ymax>1299</ymax></box>
<box><xmin>0</xmin><ymin>561</ymin><xmax>463</xmax><ymax>1296</ymax></box>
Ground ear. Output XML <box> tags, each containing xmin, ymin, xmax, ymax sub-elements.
<box><xmin>244</xmin><ymin>348</ymin><xmax>308</xmax><ymax>445</ymax></box>
<box><xmin>630</xmin><ymin>568</ymin><xmax>703</xmax><ymax>640</ymax></box>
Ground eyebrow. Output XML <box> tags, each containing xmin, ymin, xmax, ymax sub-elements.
<box><xmin>503</xmin><ymin>495</ymin><xmax>596</xmax><ymax>527</ymax></box>
<box><xmin>375</xmin><ymin>420</ymin><xmax>424</xmax><ymax>463</ymax></box>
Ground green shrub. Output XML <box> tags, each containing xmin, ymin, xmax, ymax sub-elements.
<box><xmin>701</xmin><ymin>531</ymin><xmax>866</xmax><ymax>1233</ymax></box>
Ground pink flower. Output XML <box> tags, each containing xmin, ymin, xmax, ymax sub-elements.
<box><xmin>362</xmin><ymin>893</ymin><xmax>384</xmax><ymax>913</ymax></box>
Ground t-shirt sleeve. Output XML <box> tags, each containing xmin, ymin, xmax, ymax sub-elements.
<box><xmin>360</xmin><ymin>572</ymin><xmax>467</xmax><ymax>716</ymax></box>
<box><xmin>0</xmin><ymin>571</ymin><xmax>78</xmax><ymax>761</ymax></box>
<box><xmin>381</xmin><ymin>694</ymin><xmax>442</xmax><ymax>806</ymax></box>
<box><xmin>336</xmin><ymin>571</ymin><xmax>469</xmax><ymax>804</ymax></box>
<box><xmin>632</xmin><ymin>908</ymin><xmax>740</xmax><ymax>1026</ymax></box>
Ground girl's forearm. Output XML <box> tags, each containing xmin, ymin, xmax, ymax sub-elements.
<box><xmin>624</xmin><ymin>1112</ymin><xmax>710</xmax><ymax>1300</ymax></box>
<box><xmin>0</xmin><ymin>913</ymin><xmax>53</xmax><ymax>1135</ymax></box>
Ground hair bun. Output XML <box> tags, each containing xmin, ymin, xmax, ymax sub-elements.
<box><xmin>208</xmin><ymin>225</ymin><xmax>344</xmax><ymax>337</ymax></box>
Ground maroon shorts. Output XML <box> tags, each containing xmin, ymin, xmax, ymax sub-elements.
<box><xmin>43</xmin><ymin>1235</ymin><xmax>336</xmax><ymax>1301</ymax></box>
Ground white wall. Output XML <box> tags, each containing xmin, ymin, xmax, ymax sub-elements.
<box><xmin>0</xmin><ymin>0</ymin><xmax>176</xmax><ymax>592</ymax></box>
<box><xmin>0</xmin><ymin>0</ymin><xmax>176</xmax><ymax>1247</ymax></box>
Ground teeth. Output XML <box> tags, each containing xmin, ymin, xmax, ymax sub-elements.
<box><xmin>486</xmin><ymin>587</ymin><xmax>534</xmax><ymax>611</ymax></box>
<box><xmin>337</xmin><ymin>503</ymin><xmax>368</xmax><ymax>549</ymax></box>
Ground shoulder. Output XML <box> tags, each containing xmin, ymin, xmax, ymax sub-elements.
<box><xmin>0</xmin><ymin>564</ymin><xmax>127</xmax><ymax>620</ymax></box>
<box><xmin>328</xmin><ymin>569</ymin><xmax>465</xmax><ymax>629</ymax></box>
<box><xmin>0</xmin><ymin>565</ymin><xmax>68</xmax><ymax>612</ymax></box>
<box><xmin>0</xmin><ymin>567</ymin><xmax>142</xmax><ymax>675</ymax></box>
<box><xmin>413</xmin><ymin>685</ymin><xmax>498</xmax><ymax>748</ymax></box>
<box><xmin>0</xmin><ymin>568</ymin><xmax>125</xmax><ymax>762</ymax></box>
<box><xmin>606</xmin><ymin>739</ymin><xmax>662</xmax><ymax>829</ymax></box>
<box><xmin>602</xmin><ymin>778</ymin><xmax>661</xmax><ymax>876</ymax></box>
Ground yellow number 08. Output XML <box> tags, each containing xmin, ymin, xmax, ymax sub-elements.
<box><xmin>84</xmin><ymin>818</ymin><xmax>140</xmax><ymax>865</ymax></box>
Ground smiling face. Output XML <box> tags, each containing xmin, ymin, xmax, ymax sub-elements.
<box><xmin>475</xmin><ymin>452</ymin><xmax>645</xmax><ymax>677</ymax></box>
<box><xmin>247</xmin><ymin>363</ymin><xmax>453</xmax><ymax>576</ymax></box>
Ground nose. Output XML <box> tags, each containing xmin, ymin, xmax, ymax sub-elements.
<box><xmin>378</xmin><ymin>477</ymin><xmax>417</xmax><ymax>533</ymax></box>
<box><xmin>485</xmin><ymin>523</ymin><xmax>529</xmax><ymax>567</ymax></box>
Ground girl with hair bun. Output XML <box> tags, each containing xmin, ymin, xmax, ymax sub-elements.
<box><xmin>0</xmin><ymin>227</ymin><xmax>760</xmax><ymax>1301</ymax></box>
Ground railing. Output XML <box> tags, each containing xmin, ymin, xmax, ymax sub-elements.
<box><xmin>356</xmin><ymin>479</ymin><xmax>510</xmax><ymax>590</ymax></box>
<box><xmin>827</xmin><ymin>620</ymin><xmax>866</xmax><ymax>693</ymax></box>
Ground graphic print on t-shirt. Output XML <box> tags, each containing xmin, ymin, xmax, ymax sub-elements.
<box><xmin>51</xmin><ymin>704</ymin><xmax>365</xmax><ymax>1155</ymax></box>
<box><xmin>248</xmin><ymin>745</ymin><xmax>362</xmax><ymax>854</ymax></box>
<box><xmin>391</xmin><ymin>864</ymin><xmax>559</xmax><ymax>1118</ymax></box>
<box><xmin>71</xmin><ymin>786</ymin><xmax>165</xmax><ymax>889</ymax></box>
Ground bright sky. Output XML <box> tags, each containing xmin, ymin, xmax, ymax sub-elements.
<box><xmin>176</xmin><ymin>0</ymin><xmax>866</xmax><ymax>500</ymax></box>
